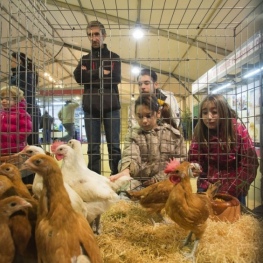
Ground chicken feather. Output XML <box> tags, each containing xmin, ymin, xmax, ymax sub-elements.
<box><xmin>21</xmin><ymin>154</ymin><xmax>102</xmax><ymax>263</ymax></box>
<box><xmin>164</xmin><ymin>160</ymin><xmax>220</xmax><ymax>261</ymax></box>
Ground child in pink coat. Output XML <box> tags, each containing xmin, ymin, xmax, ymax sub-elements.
<box><xmin>0</xmin><ymin>86</ymin><xmax>32</xmax><ymax>155</ymax></box>
<box><xmin>189</xmin><ymin>94</ymin><xmax>259</xmax><ymax>205</ymax></box>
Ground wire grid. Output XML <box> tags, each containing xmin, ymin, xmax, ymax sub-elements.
<box><xmin>0</xmin><ymin>0</ymin><xmax>262</xmax><ymax>209</ymax></box>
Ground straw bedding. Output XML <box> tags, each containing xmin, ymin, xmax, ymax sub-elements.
<box><xmin>96</xmin><ymin>200</ymin><xmax>263</xmax><ymax>263</ymax></box>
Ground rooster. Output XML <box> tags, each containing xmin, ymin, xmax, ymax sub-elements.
<box><xmin>164</xmin><ymin>159</ymin><xmax>220</xmax><ymax>261</ymax></box>
<box><xmin>21</xmin><ymin>154</ymin><xmax>103</xmax><ymax>263</ymax></box>
<box><xmin>0</xmin><ymin>196</ymin><xmax>32</xmax><ymax>263</ymax></box>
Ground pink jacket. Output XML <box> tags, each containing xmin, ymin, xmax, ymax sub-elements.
<box><xmin>0</xmin><ymin>99</ymin><xmax>32</xmax><ymax>154</ymax></box>
<box><xmin>189</xmin><ymin>120</ymin><xmax>259</xmax><ymax>197</ymax></box>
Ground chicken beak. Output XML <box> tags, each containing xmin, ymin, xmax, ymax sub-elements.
<box><xmin>20</xmin><ymin>161</ymin><xmax>30</xmax><ymax>172</ymax></box>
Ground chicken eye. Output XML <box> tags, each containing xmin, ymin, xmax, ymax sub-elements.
<box><xmin>35</xmin><ymin>160</ymin><xmax>42</xmax><ymax>165</ymax></box>
<box><xmin>28</xmin><ymin>150</ymin><xmax>33</xmax><ymax>154</ymax></box>
<box><xmin>10</xmin><ymin>202</ymin><xmax>17</xmax><ymax>207</ymax></box>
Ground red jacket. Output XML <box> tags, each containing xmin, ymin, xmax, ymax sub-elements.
<box><xmin>0</xmin><ymin>99</ymin><xmax>32</xmax><ymax>154</ymax></box>
<box><xmin>189</xmin><ymin>120</ymin><xmax>259</xmax><ymax>197</ymax></box>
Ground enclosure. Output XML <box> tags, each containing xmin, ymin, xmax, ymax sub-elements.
<box><xmin>0</xmin><ymin>0</ymin><xmax>262</xmax><ymax>226</ymax></box>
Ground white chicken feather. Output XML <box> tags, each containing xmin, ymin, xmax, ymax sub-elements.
<box><xmin>67</xmin><ymin>139</ymin><xmax>132</xmax><ymax>192</ymax></box>
<box><xmin>18</xmin><ymin>145</ymin><xmax>89</xmax><ymax>218</ymax></box>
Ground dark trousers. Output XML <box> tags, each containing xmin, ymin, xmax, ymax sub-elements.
<box><xmin>84</xmin><ymin>110</ymin><xmax>121</xmax><ymax>175</ymax></box>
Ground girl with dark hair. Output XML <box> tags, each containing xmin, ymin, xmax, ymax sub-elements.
<box><xmin>110</xmin><ymin>93</ymin><xmax>186</xmax><ymax>187</ymax></box>
<box><xmin>10</xmin><ymin>52</ymin><xmax>41</xmax><ymax>146</ymax></box>
<box><xmin>189</xmin><ymin>94</ymin><xmax>259</xmax><ymax>204</ymax></box>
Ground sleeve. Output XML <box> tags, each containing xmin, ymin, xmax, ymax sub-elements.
<box><xmin>102</xmin><ymin>54</ymin><xmax>121</xmax><ymax>86</ymax></box>
<box><xmin>16</xmin><ymin>112</ymin><xmax>32</xmax><ymax>143</ymax></box>
<box><xmin>58</xmin><ymin>109</ymin><xmax>62</xmax><ymax>121</ymax></box>
<box><xmin>73</xmin><ymin>56</ymin><xmax>100</xmax><ymax>85</ymax></box>
<box><xmin>117</xmin><ymin>132</ymin><xmax>141</xmax><ymax>176</ymax></box>
<box><xmin>229</xmin><ymin>124</ymin><xmax>259</xmax><ymax>195</ymax></box>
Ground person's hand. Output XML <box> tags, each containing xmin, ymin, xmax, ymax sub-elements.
<box><xmin>110</xmin><ymin>169</ymin><xmax>130</xmax><ymax>182</ymax></box>
<box><xmin>104</xmin><ymin>69</ymin><xmax>110</xmax><ymax>75</ymax></box>
<box><xmin>190</xmin><ymin>163</ymin><xmax>202</xmax><ymax>177</ymax></box>
<box><xmin>81</xmin><ymin>65</ymin><xmax>87</xmax><ymax>70</ymax></box>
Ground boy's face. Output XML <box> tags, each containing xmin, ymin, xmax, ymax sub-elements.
<box><xmin>87</xmin><ymin>26</ymin><xmax>106</xmax><ymax>49</ymax></box>
<box><xmin>1</xmin><ymin>96</ymin><xmax>15</xmax><ymax>109</ymax></box>
<box><xmin>135</xmin><ymin>104</ymin><xmax>160</xmax><ymax>131</ymax></box>
<box><xmin>138</xmin><ymin>74</ymin><xmax>158</xmax><ymax>94</ymax></box>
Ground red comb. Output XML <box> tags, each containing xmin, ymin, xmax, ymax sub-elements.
<box><xmin>164</xmin><ymin>158</ymin><xmax>180</xmax><ymax>173</ymax></box>
<box><xmin>51</xmin><ymin>141</ymin><xmax>65</xmax><ymax>153</ymax></box>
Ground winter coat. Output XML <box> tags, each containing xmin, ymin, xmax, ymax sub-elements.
<box><xmin>0</xmin><ymin>99</ymin><xmax>32</xmax><ymax>154</ymax></box>
<box><xmin>10</xmin><ymin>66</ymin><xmax>41</xmax><ymax>118</ymax></box>
<box><xmin>58</xmin><ymin>102</ymin><xmax>79</xmax><ymax>124</ymax></box>
<box><xmin>118</xmin><ymin>123</ymin><xmax>187</xmax><ymax>182</ymax></box>
<box><xmin>188</xmin><ymin>120</ymin><xmax>259</xmax><ymax>197</ymax></box>
<box><xmin>73</xmin><ymin>44</ymin><xmax>121</xmax><ymax>115</ymax></box>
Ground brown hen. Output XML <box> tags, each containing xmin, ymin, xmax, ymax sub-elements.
<box><xmin>0</xmin><ymin>196</ymin><xmax>32</xmax><ymax>263</ymax></box>
<box><xmin>164</xmin><ymin>160</ymin><xmax>220</xmax><ymax>261</ymax></box>
<box><xmin>21</xmin><ymin>154</ymin><xmax>102</xmax><ymax>263</ymax></box>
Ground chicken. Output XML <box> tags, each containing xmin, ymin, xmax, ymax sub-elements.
<box><xmin>53</xmin><ymin>143</ymin><xmax>120</xmax><ymax>234</ymax></box>
<box><xmin>66</xmin><ymin>139</ymin><xmax>132</xmax><ymax>193</ymax></box>
<box><xmin>0</xmin><ymin>175</ymin><xmax>17</xmax><ymax>199</ymax></box>
<box><xmin>21</xmin><ymin>154</ymin><xmax>102</xmax><ymax>263</ymax></box>
<box><xmin>19</xmin><ymin>145</ymin><xmax>89</xmax><ymax>218</ymax></box>
<box><xmin>126</xmin><ymin>179</ymin><xmax>174</xmax><ymax>224</ymax></box>
<box><xmin>0</xmin><ymin>162</ymin><xmax>33</xmax><ymax>200</ymax></box>
<box><xmin>164</xmin><ymin>160</ymin><xmax>220</xmax><ymax>261</ymax></box>
<box><xmin>0</xmin><ymin>196</ymin><xmax>32</xmax><ymax>263</ymax></box>
<box><xmin>0</xmin><ymin>164</ymin><xmax>38</xmax><ymax>261</ymax></box>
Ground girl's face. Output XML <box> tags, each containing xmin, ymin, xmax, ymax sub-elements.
<box><xmin>201</xmin><ymin>101</ymin><xmax>220</xmax><ymax>130</ymax></box>
<box><xmin>135</xmin><ymin>105</ymin><xmax>160</xmax><ymax>131</ymax></box>
<box><xmin>1</xmin><ymin>96</ymin><xmax>16</xmax><ymax>109</ymax></box>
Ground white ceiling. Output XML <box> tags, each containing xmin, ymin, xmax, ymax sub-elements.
<box><xmin>0</xmin><ymin>0</ymin><xmax>262</xmax><ymax>107</ymax></box>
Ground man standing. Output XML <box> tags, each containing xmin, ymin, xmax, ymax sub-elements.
<box><xmin>74</xmin><ymin>21</ymin><xmax>121</xmax><ymax>175</ymax></box>
<box><xmin>58</xmin><ymin>100</ymin><xmax>79</xmax><ymax>142</ymax></box>
<box><xmin>129</xmin><ymin>68</ymin><xmax>180</xmax><ymax>129</ymax></box>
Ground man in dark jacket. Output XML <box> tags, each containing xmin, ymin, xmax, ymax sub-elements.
<box><xmin>74</xmin><ymin>20</ymin><xmax>121</xmax><ymax>175</ymax></box>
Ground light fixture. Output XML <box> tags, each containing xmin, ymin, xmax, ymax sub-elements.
<box><xmin>132</xmin><ymin>25</ymin><xmax>144</xmax><ymax>39</ymax></box>
<box><xmin>131</xmin><ymin>66</ymin><xmax>140</xmax><ymax>75</ymax></box>
<box><xmin>243</xmin><ymin>67</ymin><xmax>263</xmax><ymax>79</ymax></box>
<box><xmin>211</xmin><ymin>83</ymin><xmax>231</xmax><ymax>94</ymax></box>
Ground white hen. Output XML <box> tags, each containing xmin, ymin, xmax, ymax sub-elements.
<box><xmin>53</xmin><ymin>144</ymin><xmax>120</xmax><ymax>233</ymax></box>
<box><xmin>18</xmin><ymin>145</ymin><xmax>88</xmax><ymax>218</ymax></box>
<box><xmin>67</xmin><ymin>139</ymin><xmax>132</xmax><ymax>192</ymax></box>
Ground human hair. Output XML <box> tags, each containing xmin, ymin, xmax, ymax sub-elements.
<box><xmin>11</xmin><ymin>52</ymin><xmax>39</xmax><ymax>85</ymax></box>
<box><xmin>137</xmin><ymin>68</ymin><xmax>158</xmax><ymax>82</ymax></box>
<box><xmin>0</xmin><ymin>86</ymin><xmax>25</xmax><ymax>102</ymax></box>
<box><xmin>194</xmin><ymin>94</ymin><xmax>236</xmax><ymax>148</ymax></box>
<box><xmin>65</xmin><ymin>100</ymin><xmax>72</xmax><ymax>105</ymax></box>
<box><xmin>86</xmin><ymin>21</ymin><xmax>106</xmax><ymax>35</ymax></box>
<box><xmin>135</xmin><ymin>93</ymin><xmax>176</xmax><ymax>128</ymax></box>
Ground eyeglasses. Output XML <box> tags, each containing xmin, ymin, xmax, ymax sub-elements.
<box><xmin>138</xmin><ymin>81</ymin><xmax>153</xmax><ymax>86</ymax></box>
<box><xmin>87</xmin><ymin>32</ymin><xmax>101</xmax><ymax>38</ymax></box>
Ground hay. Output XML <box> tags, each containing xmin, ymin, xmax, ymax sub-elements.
<box><xmin>97</xmin><ymin>200</ymin><xmax>263</xmax><ymax>263</ymax></box>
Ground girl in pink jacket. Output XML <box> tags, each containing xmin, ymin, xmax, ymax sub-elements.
<box><xmin>0</xmin><ymin>86</ymin><xmax>32</xmax><ymax>155</ymax></box>
<box><xmin>189</xmin><ymin>94</ymin><xmax>259</xmax><ymax>204</ymax></box>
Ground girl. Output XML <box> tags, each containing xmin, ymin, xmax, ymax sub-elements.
<box><xmin>0</xmin><ymin>86</ymin><xmax>32</xmax><ymax>155</ymax></box>
<box><xmin>189</xmin><ymin>94</ymin><xmax>259</xmax><ymax>204</ymax></box>
<box><xmin>110</xmin><ymin>93</ymin><xmax>186</xmax><ymax>186</ymax></box>
<box><xmin>10</xmin><ymin>52</ymin><xmax>41</xmax><ymax>145</ymax></box>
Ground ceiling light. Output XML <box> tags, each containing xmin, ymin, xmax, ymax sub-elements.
<box><xmin>131</xmin><ymin>66</ymin><xmax>140</xmax><ymax>75</ymax></box>
<box><xmin>132</xmin><ymin>26</ymin><xmax>144</xmax><ymax>39</ymax></box>
<box><xmin>211</xmin><ymin>83</ymin><xmax>231</xmax><ymax>94</ymax></box>
<box><xmin>243</xmin><ymin>67</ymin><xmax>263</xmax><ymax>78</ymax></box>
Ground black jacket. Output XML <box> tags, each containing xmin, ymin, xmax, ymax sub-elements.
<box><xmin>74</xmin><ymin>44</ymin><xmax>121</xmax><ymax>115</ymax></box>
